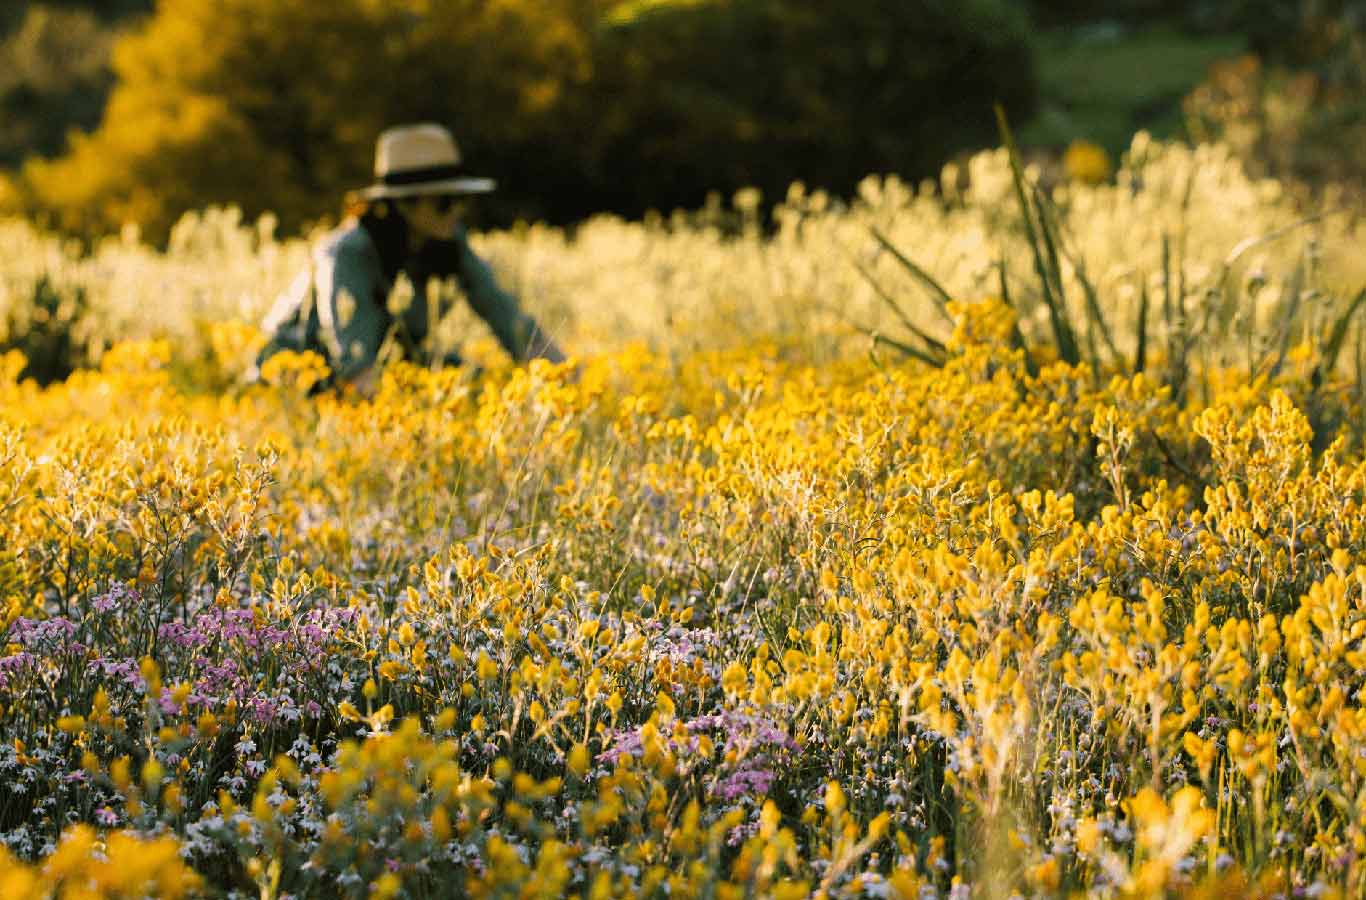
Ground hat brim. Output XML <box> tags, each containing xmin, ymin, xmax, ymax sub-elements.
<box><xmin>361</xmin><ymin>177</ymin><xmax>497</xmax><ymax>199</ymax></box>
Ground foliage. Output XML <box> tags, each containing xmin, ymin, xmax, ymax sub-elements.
<box><xmin>1020</xmin><ymin>24</ymin><xmax>1246</xmax><ymax>154</ymax></box>
<box><xmin>1</xmin><ymin>0</ymin><xmax>1038</xmax><ymax>243</ymax></box>
<box><xmin>5</xmin><ymin>0</ymin><xmax>604</xmax><ymax>242</ymax></box>
<box><xmin>581</xmin><ymin>0</ymin><xmax>1037</xmax><ymax>218</ymax></box>
<box><xmin>3</xmin><ymin>0</ymin><xmax>153</xmax><ymax>28</ymax></box>
<box><xmin>1022</xmin><ymin>1</ymin><xmax>1365</xmax><ymax>171</ymax></box>
<box><xmin>1222</xmin><ymin>0</ymin><xmax>1366</xmax><ymax>73</ymax></box>
<box><xmin>1025</xmin><ymin>0</ymin><xmax>1196</xmax><ymax>27</ymax></box>
<box><xmin>0</xmin><ymin>825</ymin><xmax>200</xmax><ymax>898</ymax></box>
<box><xmin>876</xmin><ymin>108</ymin><xmax>1366</xmax><ymax>455</ymax></box>
<box><xmin>0</xmin><ymin>6</ymin><xmax>118</xmax><ymax>169</ymax></box>
<box><xmin>3</xmin><ymin>135</ymin><xmax>1362</xmax><ymax>403</ymax></box>
<box><xmin>0</xmin><ymin>275</ymin><xmax>92</xmax><ymax>386</ymax></box>
<box><xmin>3</xmin><ymin>304</ymin><xmax>1366</xmax><ymax>894</ymax></box>
<box><xmin>1181</xmin><ymin>2</ymin><xmax>1365</xmax><ymax>198</ymax></box>
<box><xmin>1184</xmin><ymin>54</ymin><xmax>1366</xmax><ymax>201</ymax></box>
<box><xmin>0</xmin><ymin>133</ymin><xmax>1365</xmax><ymax>894</ymax></box>
<box><xmin>0</xmin><ymin>209</ymin><xmax>303</xmax><ymax>390</ymax></box>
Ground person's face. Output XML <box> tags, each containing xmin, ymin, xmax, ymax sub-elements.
<box><xmin>399</xmin><ymin>193</ymin><xmax>463</xmax><ymax>242</ymax></box>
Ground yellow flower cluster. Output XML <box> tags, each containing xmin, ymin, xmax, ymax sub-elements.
<box><xmin>1</xmin><ymin>132</ymin><xmax>1365</xmax><ymax>897</ymax></box>
<box><xmin>0</xmin><ymin>292</ymin><xmax>1361</xmax><ymax>897</ymax></box>
<box><xmin>0</xmin><ymin>826</ymin><xmax>200</xmax><ymax>899</ymax></box>
<box><xmin>1063</xmin><ymin>140</ymin><xmax>1113</xmax><ymax>186</ymax></box>
<box><xmin>3</xmin><ymin>134</ymin><xmax>1362</xmax><ymax>373</ymax></box>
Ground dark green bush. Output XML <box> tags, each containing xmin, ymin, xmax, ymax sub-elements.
<box><xmin>1216</xmin><ymin>0</ymin><xmax>1365</xmax><ymax>69</ymax></box>
<box><xmin>579</xmin><ymin>0</ymin><xmax>1038</xmax><ymax>219</ymax></box>
<box><xmin>1180</xmin><ymin>2</ymin><xmax>1364</xmax><ymax>198</ymax></box>
<box><xmin>0</xmin><ymin>6</ymin><xmax>116</xmax><ymax>168</ymax></box>
<box><xmin>1025</xmin><ymin>0</ymin><xmax>1205</xmax><ymax>27</ymax></box>
<box><xmin>4</xmin><ymin>0</ymin><xmax>1038</xmax><ymax>238</ymax></box>
<box><xmin>2</xmin><ymin>275</ymin><xmax>92</xmax><ymax>385</ymax></box>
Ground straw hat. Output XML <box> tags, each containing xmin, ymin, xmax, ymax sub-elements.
<box><xmin>360</xmin><ymin>123</ymin><xmax>496</xmax><ymax>199</ymax></box>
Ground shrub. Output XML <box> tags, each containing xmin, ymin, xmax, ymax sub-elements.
<box><xmin>574</xmin><ymin>0</ymin><xmax>1037</xmax><ymax>218</ymax></box>
<box><xmin>0</xmin><ymin>6</ymin><xmax>117</xmax><ymax>169</ymax></box>
<box><xmin>3</xmin><ymin>0</ymin><xmax>1037</xmax><ymax>241</ymax></box>
<box><xmin>5</xmin><ymin>0</ymin><xmax>600</xmax><ymax>242</ymax></box>
<box><xmin>0</xmin><ymin>275</ymin><xmax>91</xmax><ymax>385</ymax></box>
<box><xmin>1025</xmin><ymin>0</ymin><xmax>1191</xmax><ymax>26</ymax></box>
<box><xmin>1184</xmin><ymin>53</ymin><xmax>1366</xmax><ymax>199</ymax></box>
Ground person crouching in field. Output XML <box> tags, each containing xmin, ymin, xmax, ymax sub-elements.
<box><xmin>251</xmin><ymin>123</ymin><xmax>564</xmax><ymax>395</ymax></box>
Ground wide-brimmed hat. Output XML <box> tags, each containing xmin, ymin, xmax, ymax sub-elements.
<box><xmin>360</xmin><ymin>123</ymin><xmax>496</xmax><ymax>200</ymax></box>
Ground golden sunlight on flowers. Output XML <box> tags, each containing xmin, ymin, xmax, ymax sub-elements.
<box><xmin>0</xmin><ymin>132</ymin><xmax>1363</xmax><ymax>897</ymax></box>
<box><xmin>1063</xmin><ymin>139</ymin><xmax>1114</xmax><ymax>185</ymax></box>
<box><xmin>0</xmin><ymin>826</ymin><xmax>201</xmax><ymax>899</ymax></box>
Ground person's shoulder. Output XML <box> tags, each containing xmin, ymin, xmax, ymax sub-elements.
<box><xmin>314</xmin><ymin>219</ymin><xmax>381</xmax><ymax>268</ymax></box>
<box><xmin>443</xmin><ymin>224</ymin><xmax>476</xmax><ymax>255</ymax></box>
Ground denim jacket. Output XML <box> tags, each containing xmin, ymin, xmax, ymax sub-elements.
<box><xmin>253</xmin><ymin>219</ymin><xmax>556</xmax><ymax>383</ymax></box>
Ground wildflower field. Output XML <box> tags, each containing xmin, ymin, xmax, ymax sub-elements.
<box><xmin>3</xmin><ymin>136</ymin><xmax>1366</xmax><ymax>898</ymax></box>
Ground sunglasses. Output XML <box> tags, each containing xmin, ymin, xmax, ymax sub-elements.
<box><xmin>427</xmin><ymin>194</ymin><xmax>463</xmax><ymax>213</ymax></box>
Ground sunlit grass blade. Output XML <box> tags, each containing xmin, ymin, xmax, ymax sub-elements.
<box><xmin>1160</xmin><ymin>232</ymin><xmax>1191</xmax><ymax>401</ymax></box>
<box><xmin>1033</xmin><ymin>183</ymin><xmax>1119</xmax><ymax>367</ymax></box>
<box><xmin>868</xmin><ymin>226</ymin><xmax>954</xmax><ymax>326</ymax></box>
<box><xmin>816</xmin><ymin>289</ymin><xmax>946</xmax><ymax>368</ymax></box>
<box><xmin>1260</xmin><ymin>262</ymin><xmax>1307</xmax><ymax>382</ymax></box>
<box><xmin>1312</xmin><ymin>287</ymin><xmax>1366</xmax><ymax>390</ymax></box>
<box><xmin>1135</xmin><ymin>280</ymin><xmax>1149</xmax><ymax>374</ymax></box>
<box><xmin>1203</xmin><ymin>208</ymin><xmax>1346</xmax><ymax>346</ymax></box>
<box><xmin>845</xmin><ymin>248</ymin><xmax>948</xmax><ymax>355</ymax></box>
<box><xmin>861</xmin><ymin>329</ymin><xmax>948</xmax><ymax>368</ymax></box>
<box><xmin>994</xmin><ymin>104</ymin><xmax>1079</xmax><ymax>366</ymax></box>
<box><xmin>998</xmin><ymin>256</ymin><xmax>1038</xmax><ymax>378</ymax></box>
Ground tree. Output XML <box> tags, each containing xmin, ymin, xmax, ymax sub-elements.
<box><xmin>0</xmin><ymin>6</ymin><xmax>118</xmax><ymax>168</ymax></box>
<box><xmin>4</xmin><ymin>0</ymin><xmax>1037</xmax><ymax>240</ymax></box>
<box><xmin>583</xmin><ymin>0</ymin><xmax>1037</xmax><ymax>217</ymax></box>
<box><xmin>9</xmin><ymin>0</ymin><xmax>602</xmax><ymax>242</ymax></box>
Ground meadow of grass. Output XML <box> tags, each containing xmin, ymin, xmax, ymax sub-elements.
<box><xmin>0</xmin><ymin>135</ymin><xmax>1365</xmax><ymax>897</ymax></box>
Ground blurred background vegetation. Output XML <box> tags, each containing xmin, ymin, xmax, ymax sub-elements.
<box><xmin>0</xmin><ymin>0</ymin><xmax>1361</xmax><ymax>245</ymax></box>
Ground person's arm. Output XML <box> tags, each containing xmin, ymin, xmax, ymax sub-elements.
<box><xmin>248</xmin><ymin>266</ymin><xmax>315</xmax><ymax>381</ymax></box>
<box><xmin>453</xmin><ymin>228</ymin><xmax>565</xmax><ymax>364</ymax></box>
<box><xmin>314</xmin><ymin>232</ymin><xmax>392</xmax><ymax>385</ymax></box>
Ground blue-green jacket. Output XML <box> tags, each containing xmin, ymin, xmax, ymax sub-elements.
<box><xmin>253</xmin><ymin>219</ymin><xmax>557</xmax><ymax>383</ymax></box>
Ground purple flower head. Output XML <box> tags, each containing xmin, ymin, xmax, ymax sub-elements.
<box><xmin>87</xmin><ymin>656</ymin><xmax>142</xmax><ymax>688</ymax></box>
<box><xmin>91</xmin><ymin>585</ymin><xmax>140</xmax><ymax>615</ymax></box>
<box><xmin>0</xmin><ymin>653</ymin><xmax>36</xmax><ymax>688</ymax></box>
<box><xmin>598</xmin><ymin>709</ymin><xmax>796</xmax><ymax>803</ymax></box>
<box><xmin>7</xmin><ymin>616</ymin><xmax>79</xmax><ymax>651</ymax></box>
<box><xmin>713</xmin><ymin>766</ymin><xmax>777</xmax><ymax>801</ymax></box>
<box><xmin>158</xmin><ymin>623</ymin><xmax>209</xmax><ymax>651</ymax></box>
<box><xmin>247</xmin><ymin>697</ymin><xmax>280</xmax><ymax>725</ymax></box>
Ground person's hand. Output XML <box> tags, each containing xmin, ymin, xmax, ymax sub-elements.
<box><xmin>348</xmin><ymin>366</ymin><xmax>380</xmax><ymax>401</ymax></box>
<box><xmin>531</xmin><ymin>335</ymin><xmax>567</xmax><ymax>366</ymax></box>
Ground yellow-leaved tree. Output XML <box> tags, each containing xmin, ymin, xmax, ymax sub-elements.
<box><xmin>7</xmin><ymin>0</ymin><xmax>603</xmax><ymax>242</ymax></box>
<box><xmin>4</xmin><ymin>0</ymin><xmax>1038</xmax><ymax>241</ymax></box>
